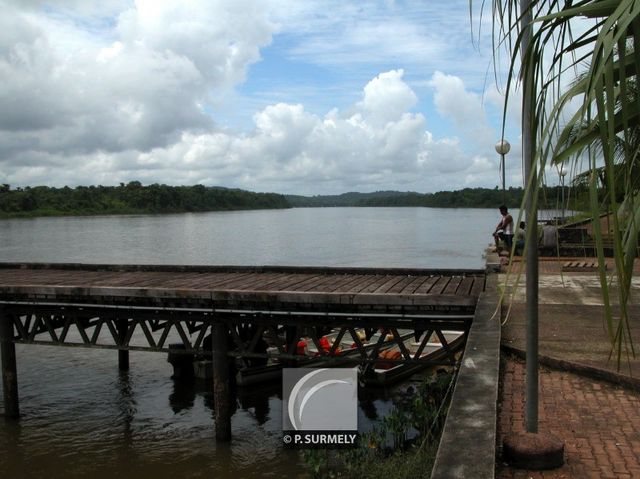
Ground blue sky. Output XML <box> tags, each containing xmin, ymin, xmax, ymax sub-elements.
<box><xmin>0</xmin><ymin>0</ymin><xmax>525</xmax><ymax>195</ymax></box>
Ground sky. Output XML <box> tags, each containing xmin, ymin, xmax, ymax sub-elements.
<box><xmin>0</xmin><ymin>0</ymin><xmax>526</xmax><ymax>195</ymax></box>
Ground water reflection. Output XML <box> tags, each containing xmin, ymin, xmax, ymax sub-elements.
<box><xmin>165</xmin><ymin>369</ymin><xmax>400</xmax><ymax>439</ymax></box>
<box><xmin>168</xmin><ymin>377</ymin><xmax>278</xmax><ymax>427</ymax></box>
<box><xmin>168</xmin><ymin>378</ymin><xmax>198</xmax><ymax>413</ymax></box>
<box><xmin>0</xmin><ymin>344</ymin><xmax>430</xmax><ymax>478</ymax></box>
<box><xmin>237</xmin><ymin>383</ymin><xmax>280</xmax><ymax>426</ymax></box>
<box><xmin>116</xmin><ymin>370</ymin><xmax>136</xmax><ymax>445</ymax></box>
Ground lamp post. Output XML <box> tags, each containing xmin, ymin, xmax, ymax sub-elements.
<box><xmin>559</xmin><ymin>168</ymin><xmax>567</xmax><ymax>223</ymax></box>
<box><xmin>495</xmin><ymin>139</ymin><xmax>511</xmax><ymax>203</ymax></box>
<box><xmin>501</xmin><ymin>1</ymin><xmax>565</xmax><ymax>469</ymax></box>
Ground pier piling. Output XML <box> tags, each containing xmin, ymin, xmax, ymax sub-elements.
<box><xmin>212</xmin><ymin>321</ymin><xmax>231</xmax><ymax>441</ymax></box>
<box><xmin>117</xmin><ymin>318</ymin><xmax>130</xmax><ymax>371</ymax></box>
<box><xmin>0</xmin><ymin>308</ymin><xmax>19</xmax><ymax>418</ymax></box>
<box><xmin>118</xmin><ymin>349</ymin><xmax>129</xmax><ymax>371</ymax></box>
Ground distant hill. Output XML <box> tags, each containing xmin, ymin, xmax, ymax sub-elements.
<box><xmin>287</xmin><ymin>187</ymin><xmax>526</xmax><ymax>208</ymax></box>
<box><xmin>286</xmin><ymin>191</ymin><xmax>412</xmax><ymax>207</ymax></box>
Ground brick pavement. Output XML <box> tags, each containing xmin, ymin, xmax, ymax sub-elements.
<box><xmin>495</xmin><ymin>256</ymin><xmax>640</xmax><ymax>477</ymax></box>
<box><xmin>497</xmin><ymin>356</ymin><xmax>640</xmax><ymax>478</ymax></box>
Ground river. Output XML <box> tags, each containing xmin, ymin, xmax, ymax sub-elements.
<box><xmin>0</xmin><ymin>207</ymin><xmax>546</xmax><ymax>478</ymax></box>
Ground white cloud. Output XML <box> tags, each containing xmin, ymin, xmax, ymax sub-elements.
<box><xmin>429</xmin><ymin>71</ymin><xmax>495</xmax><ymax>148</ymax></box>
<box><xmin>1</xmin><ymin>61</ymin><xmax>510</xmax><ymax>193</ymax></box>
<box><xmin>0</xmin><ymin>0</ymin><xmax>274</xmax><ymax>150</ymax></box>
<box><xmin>357</xmin><ymin>70</ymin><xmax>418</xmax><ymax>127</ymax></box>
<box><xmin>0</xmin><ymin>1</ymin><xmax>518</xmax><ymax>195</ymax></box>
<box><xmin>116</xmin><ymin>0</ymin><xmax>274</xmax><ymax>88</ymax></box>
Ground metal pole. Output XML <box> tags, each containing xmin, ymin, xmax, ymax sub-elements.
<box><xmin>561</xmin><ymin>175</ymin><xmax>565</xmax><ymax>223</ymax></box>
<box><xmin>0</xmin><ymin>308</ymin><xmax>19</xmax><ymax>418</ymax></box>
<box><xmin>521</xmin><ymin>0</ymin><xmax>538</xmax><ymax>433</ymax></box>
<box><xmin>502</xmin><ymin>153</ymin><xmax>506</xmax><ymax>203</ymax></box>
<box><xmin>212</xmin><ymin>321</ymin><xmax>231</xmax><ymax>441</ymax></box>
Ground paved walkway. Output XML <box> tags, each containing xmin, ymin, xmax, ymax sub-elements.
<box><xmin>497</xmin><ymin>356</ymin><xmax>640</xmax><ymax>478</ymax></box>
<box><xmin>501</xmin><ymin>257</ymin><xmax>640</xmax><ymax>379</ymax></box>
<box><xmin>497</xmin><ymin>258</ymin><xmax>640</xmax><ymax>478</ymax></box>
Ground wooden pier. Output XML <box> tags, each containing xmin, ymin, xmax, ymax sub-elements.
<box><xmin>0</xmin><ymin>263</ymin><xmax>485</xmax><ymax>439</ymax></box>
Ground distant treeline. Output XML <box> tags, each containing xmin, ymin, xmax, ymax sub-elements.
<box><xmin>287</xmin><ymin>187</ymin><xmax>529</xmax><ymax>208</ymax></box>
<box><xmin>0</xmin><ymin>183</ymin><xmax>579</xmax><ymax>218</ymax></box>
<box><xmin>286</xmin><ymin>190</ymin><xmax>414</xmax><ymax>207</ymax></box>
<box><xmin>0</xmin><ymin>182</ymin><xmax>290</xmax><ymax>217</ymax></box>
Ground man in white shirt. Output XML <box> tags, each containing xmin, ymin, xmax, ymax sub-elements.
<box><xmin>492</xmin><ymin>205</ymin><xmax>514</xmax><ymax>251</ymax></box>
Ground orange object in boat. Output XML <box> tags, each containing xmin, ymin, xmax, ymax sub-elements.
<box><xmin>375</xmin><ymin>349</ymin><xmax>402</xmax><ymax>369</ymax></box>
<box><xmin>297</xmin><ymin>340</ymin><xmax>308</xmax><ymax>355</ymax></box>
<box><xmin>379</xmin><ymin>349</ymin><xmax>402</xmax><ymax>360</ymax></box>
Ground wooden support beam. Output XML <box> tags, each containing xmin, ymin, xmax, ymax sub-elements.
<box><xmin>212</xmin><ymin>320</ymin><xmax>231</xmax><ymax>441</ymax></box>
<box><xmin>0</xmin><ymin>308</ymin><xmax>19</xmax><ymax>418</ymax></box>
<box><xmin>118</xmin><ymin>349</ymin><xmax>129</xmax><ymax>371</ymax></box>
<box><xmin>117</xmin><ymin>318</ymin><xmax>129</xmax><ymax>371</ymax></box>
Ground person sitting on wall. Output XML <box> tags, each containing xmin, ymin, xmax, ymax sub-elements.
<box><xmin>515</xmin><ymin>221</ymin><xmax>526</xmax><ymax>256</ymax></box>
<box><xmin>541</xmin><ymin>222</ymin><xmax>559</xmax><ymax>256</ymax></box>
<box><xmin>492</xmin><ymin>205</ymin><xmax>514</xmax><ymax>251</ymax></box>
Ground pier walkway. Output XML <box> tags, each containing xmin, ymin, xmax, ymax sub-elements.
<box><xmin>0</xmin><ymin>262</ymin><xmax>485</xmax><ymax>440</ymax></box>
<box><xmin>0</xmin><ymin>263</ymin><xmax>484</xmax><ymax>312</ymax></box>
<box><xmin>0</xmin><ymin>263</ymin><xmax>483</xmax><ymax>358</ymax></box>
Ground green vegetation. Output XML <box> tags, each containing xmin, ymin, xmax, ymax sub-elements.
<box><xmin>0</xmin><ymin>182</ymin><xmax>290</xmax><ymax>217</ymax></box>
<box><xmin>288</xmin><ymin>186</ymin><xmax>578</xmax><ymax>210</ymax></box>
<box><xmin>286</xmin><ymin>191</ymin><xmax>414</xmax><ymax>207</ymax></box>
<box><xmin>301</xmin><ymin>371</ymin><xmax>454</xmax><ymax>478</ymax></box>
<box><xmin>0</xmin><ymin>182</ymin><xmax>584</xmax><ymax>218</ymax></box>
<box><xmin>356</xmin><ymin>188</ymin><xmax>524</xmax><ymax>208</ymax></box>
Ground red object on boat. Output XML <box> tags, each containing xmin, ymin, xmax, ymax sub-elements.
<box><xmin>319</xmin><ymin>336</ymin><xmax>331</xmax><ymax>351</ymax></box>
<box><xmin>297</xmin><ymin>340</ymin><xmax>308</xmax><ymax>355</ymax></box>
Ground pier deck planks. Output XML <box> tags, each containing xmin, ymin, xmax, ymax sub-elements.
<box><xmin>0</xmin><ymin>263</ymin><xmax>485</xmax><ymax>312</ymax></box>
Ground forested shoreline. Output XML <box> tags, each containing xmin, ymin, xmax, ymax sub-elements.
<box><xmin>286</xmin><ymin>188</ymin><xmax>525</xmax><ymax>208</ymax></box>
<box><xmin>0</xmin><ymin>182</ymin><xmax>290</xmax><ymax>217</ymax></box>
<box><xmin>0</xmin><ymin>183</ymin><xmax>575</xmax><ymax>218</ymax></box>
<box><xmin>287</xmin><ymin>186</ymin><xmax>574</xmax><ymax>209</ymax></box>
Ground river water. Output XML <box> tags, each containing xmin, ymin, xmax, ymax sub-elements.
<box><xmin>0</xmin><ymin>207</ymin><xmax>541</xmax><ymax>478</ymax></box>
<box><xmin>0</xmin><ymin>207</ymin><xmax>505</xmax><ymax>268</ymax></box>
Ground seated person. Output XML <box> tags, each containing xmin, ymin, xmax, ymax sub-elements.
<box><xmin>541</xmin><ymin>223</ymin><xmax>558</xmax><ymax>256</ymax></box>
<box><xmin>514</xmin><ymin>221</ymin><xmax>526</xmax><ymax>255</ymax></box>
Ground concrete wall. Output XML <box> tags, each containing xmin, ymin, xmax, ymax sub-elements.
<box><xmin>430</xmin><ymin>275</ymin><xmax>500</xmax><ymax>479</ymax></box>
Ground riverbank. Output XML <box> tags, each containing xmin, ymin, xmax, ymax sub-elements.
<box><xmin>0</xmin><ymin>183</ymin><xmax>291</xmax><ymax>218</ymax></box>
<box><xmin>0</xmin><ymin>205</ymin><xmax>291</xmax><ymax>219</ymax></box>
<box><xmin>1</xmin><ymin>183</ymin><xmax>578</xmax><ymax>218</ymax></box>
<box><xmin>497</xmin><ymin>257</ymin><xmax>640</xmax><ymax>477</ymax></box>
